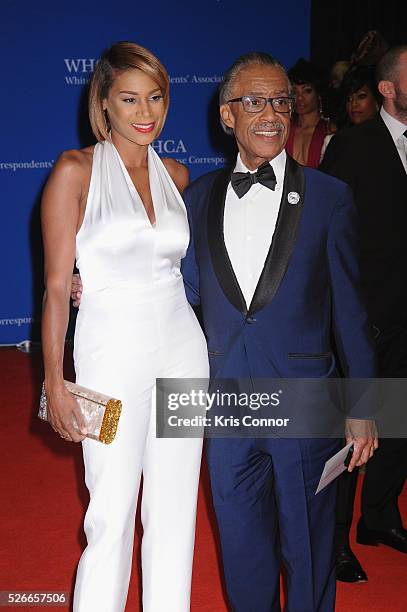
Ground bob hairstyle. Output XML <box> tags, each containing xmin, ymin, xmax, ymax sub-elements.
<box><xmin>288</xmin><ymin>58</ymin><xmax>323</xmax><ymax>95</ymax></box>
<box><xmin>337</xmin><ymin>64</ymin><xmax>380</xmax><ymax>127</ymax></box>
<box><xmin>341</xmin><ymin>65</ymin><xmax>381</xmax><ymax>103</ymax></box>
<box><xmin>89</xmin><ymin>41</ymin><xmax>170</xmax><ymax>142</ymax></box>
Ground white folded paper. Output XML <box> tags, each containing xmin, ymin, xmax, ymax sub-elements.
<box><xmin>315</xmin><ymin>442</ymin><xmax>353</xmax><ymax>495</ymax></box>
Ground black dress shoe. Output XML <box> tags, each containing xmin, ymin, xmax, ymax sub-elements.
<box><xmin>335</xmin><ymin>545</ymin><xmax>368</xmax><ymax>583</ymax></box>
<box><xmin>357</xmin><ymin>518</ymin><xmax>407</xmax><ymax>553</ymax></box>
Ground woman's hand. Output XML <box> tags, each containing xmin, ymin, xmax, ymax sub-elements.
<box><xmin>46</xmin><ymin>383</ymin><xmax>87</xmax><ymax>442</ymax></box>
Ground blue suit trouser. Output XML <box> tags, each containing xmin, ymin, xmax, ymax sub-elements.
<box><xmin>206</xmin><ymin>437</ymin><xmax>340</xmax><ymax>612</ymax></box>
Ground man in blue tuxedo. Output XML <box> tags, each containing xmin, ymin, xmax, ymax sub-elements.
<box><xmin>181</xmin><ymin>52</ymin><xmax>378</xmax><ymax>612</ymax></box>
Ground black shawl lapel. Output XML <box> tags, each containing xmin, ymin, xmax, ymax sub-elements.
<box><xmin>207</xmin><ymin>167</ymin><xmax>247</xmax><ymax>314</ymax></box>
<box><xmin>248</xmin><ymin>155</ymin><xmax>305</xmax><ymax>315</ymax></box>
<box><xmin>207</xmin><ymin>156</ymin><xmax>305</xmax><ymax>316</ymax></box>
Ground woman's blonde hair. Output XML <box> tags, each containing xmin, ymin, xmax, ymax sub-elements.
<box><xmin>89</xmin><ymin>41</ymin><xmax>170</xmax><ymax>141</ymax></box>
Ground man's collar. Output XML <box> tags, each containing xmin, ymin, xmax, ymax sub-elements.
<box><xmin>234</xmin><ymin>149</ymin><xmax>286</xmax><ymax>177</ymax></box>
<box><xmin>380</xmin><ymin>106</ymin><xmax>407</xmax><ymax>139</ymax></box>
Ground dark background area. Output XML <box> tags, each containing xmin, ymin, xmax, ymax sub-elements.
<box><xmin>310</xmin><ymin>0</ymin><xmax>407</xmax><ymax>74</ymax></box>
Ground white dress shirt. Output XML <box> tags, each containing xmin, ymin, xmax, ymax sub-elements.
<box><xmin>380</xmin><ymin>106</ymin><xmax>407</xmax><ymax>174</ymax></box>
<box><xmin>224</xmin><ymin>149</ymin><xmax>286</xmax><ymax>308</ymax></box>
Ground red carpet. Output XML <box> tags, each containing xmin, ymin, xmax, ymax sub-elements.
<box><xmin>0</xmin><ymin>347</ymin><xmax>406</xmax><ymax>611</ymax></box>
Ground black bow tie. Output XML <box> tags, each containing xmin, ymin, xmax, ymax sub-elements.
<box><xmin>231</xmin><ymin>161</ymin><xmax>277</xmax><ymax>199</ymax></box>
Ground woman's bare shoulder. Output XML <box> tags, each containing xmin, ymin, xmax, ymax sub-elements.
<box><xmin>43</xmin><ymin>146</ymin><xmax>95</xmax><ymax>203</ymax></box>
<box><xmin>55</xmin><ymin>146</ymin><xmax>94</xmax><ymax>176</ymax></box>
<box><xmin>162</xmin><ymin>157</ymin><xmax>189</xmax><ymax>193</ymax></box>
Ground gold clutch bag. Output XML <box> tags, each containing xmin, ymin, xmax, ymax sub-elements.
<box><xmin>39</xmin><ymin>381</ymin><xmax>122</xmax><ymax>444</ymax></box>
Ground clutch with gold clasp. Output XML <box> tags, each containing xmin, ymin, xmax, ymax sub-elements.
<box><xmin>39</xmin><ymin>381</ymin><xmax>122</xmax><ymax>444</ymax></box>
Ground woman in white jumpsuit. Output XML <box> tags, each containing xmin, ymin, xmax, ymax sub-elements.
<box><xmin>41</xmin><ymin>41</ymin><xmax>209</xmax><ymax>612</ymax></box>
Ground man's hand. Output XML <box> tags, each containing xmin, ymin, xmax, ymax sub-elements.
<box><xmin>71</xmin><ymin>273</ymin><xmax>83</xmax><ymax>307</ymax></box>
<box><xmin>345</xmin><ymin>418</ymin><xmax>378</xmax><ymax>472</ymax></box>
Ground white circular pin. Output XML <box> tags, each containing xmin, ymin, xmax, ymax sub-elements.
<box><xmin>287</xmin><ymin>191</ymin><xmax>300</xmax><ymax>205</ymax></box>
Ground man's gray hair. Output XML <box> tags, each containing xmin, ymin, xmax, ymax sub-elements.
<box><xmin>376</xmin><ymin>45</ymin><xmax>407</xmax><ymax>85</ymax></box>
<box><xmin>219</xmin><ymin>51</ymin><xmax>289</xmax><ymax>135</ymax></box>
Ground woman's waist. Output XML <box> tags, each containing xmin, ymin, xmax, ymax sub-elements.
<box><xmin>79</xmin><ymin>275</ymin><xmax>186</xmax><ymax>309</ymax></box>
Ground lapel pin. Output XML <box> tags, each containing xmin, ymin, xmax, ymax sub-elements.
<box><xmin>287</xmin><ymin>191</ymin><xmax>300</xmax><ymax>205</ymax></box>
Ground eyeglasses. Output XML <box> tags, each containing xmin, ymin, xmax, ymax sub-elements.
<box><xmin>227</xmin><ymin>95</ymin><xmax>295</xmax><ymax>114</ymax></box>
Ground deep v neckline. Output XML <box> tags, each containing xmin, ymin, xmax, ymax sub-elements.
<box><xmin>111</xmin><ymin>143</ymin><xmax>157</xmax><ymax>228</ymax></box>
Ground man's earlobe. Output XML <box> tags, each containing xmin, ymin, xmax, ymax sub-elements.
<box><xmin>378</xmin><ymin>80</ymin><xmax>395</xmax><ymax>99</ymax></box>
<box><xmin>220</xmin><ymin>104</ymin><xmax>234</xmax><ymax>129</ymax></box>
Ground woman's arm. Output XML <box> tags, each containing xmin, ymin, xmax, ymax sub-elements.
<box><xmin>41</xmin><ymin>151</ymin><xmax>88</xmax><ymax>442</ymax></box>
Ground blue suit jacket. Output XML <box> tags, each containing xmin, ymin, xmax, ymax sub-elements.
<box><xmin>181</xmin><ymin>156</ymin><xmax>376</xmax><ymax>415</ymax></box>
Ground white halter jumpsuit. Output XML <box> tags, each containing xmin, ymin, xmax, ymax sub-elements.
<box><xmin>72</xmin><ymin>140</ymin><xmax>209</xmax><ymax>611</ymax></box>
